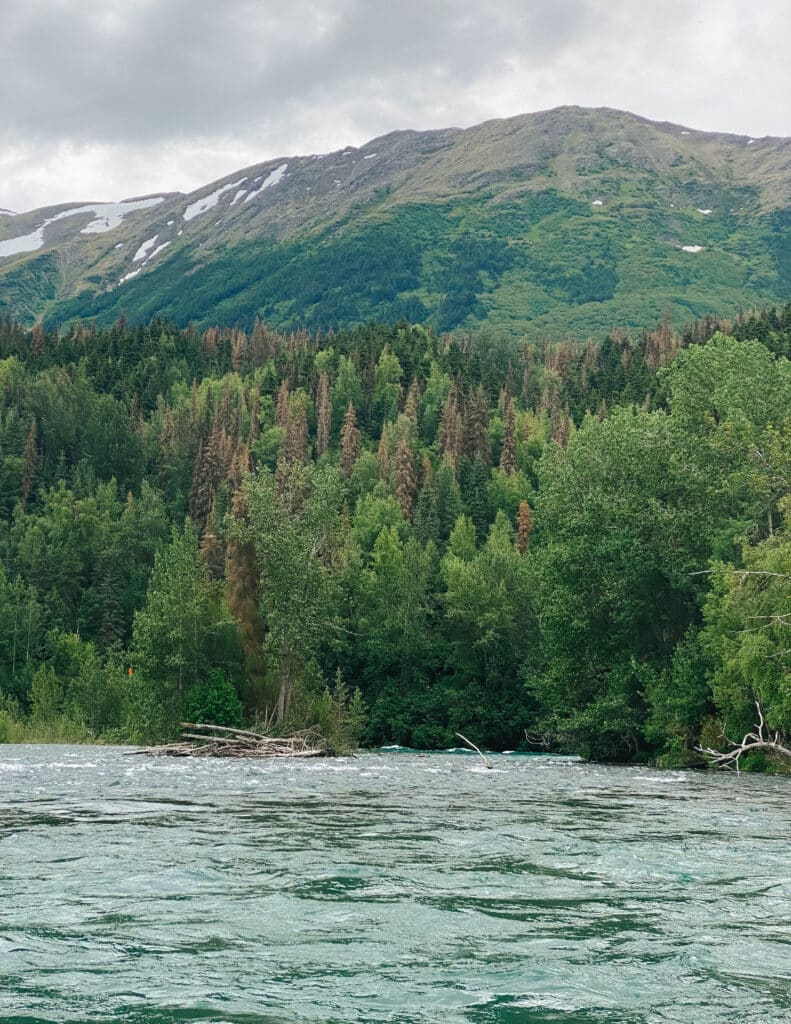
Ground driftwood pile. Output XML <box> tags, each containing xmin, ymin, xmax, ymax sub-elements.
<box><xmin>130</xmin><ymin>722</ymin><xmax>328</xmax><ymax>758</ymax></box>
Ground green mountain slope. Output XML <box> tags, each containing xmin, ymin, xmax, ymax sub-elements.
<box><xmin>1</xmin><ymin>106</ymin><xmax>789</xmax><ymax>336</ymax></box>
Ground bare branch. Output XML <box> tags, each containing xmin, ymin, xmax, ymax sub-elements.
<box><xmin>696</xmin><ymin>701</ymin><xmax>791</xmax><ymax>772</ymax></box>
<box><xmin>455</xmin><ymin>732</ymin><xmax>492</xmax><ymax>769</ymax></box>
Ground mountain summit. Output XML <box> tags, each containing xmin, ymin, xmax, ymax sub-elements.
<box><xmin>1</xmin><ymin>106</ymin><xmax>789</xmax><ymax>336</ymax></box>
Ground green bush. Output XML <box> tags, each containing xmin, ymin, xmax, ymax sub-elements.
<box><xmin>184</xmin><ymin>671</ymin><xmax>244</xmax><ymax>728</ymax></box>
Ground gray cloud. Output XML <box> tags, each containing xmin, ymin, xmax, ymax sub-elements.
<box><xmin>1</xmin><ymin>0</ymin><xmax>789</xmax><ymax>210</ymax></box>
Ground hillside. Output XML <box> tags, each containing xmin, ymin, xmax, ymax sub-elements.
<box><xmin>1</xmin><ymin>106</ymin><xmax>789</xmax><ymax>337</ymax></box>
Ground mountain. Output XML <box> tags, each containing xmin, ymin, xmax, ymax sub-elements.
<box><xmin>1</xmin><ymin>106</ymin><xmax>789</xmax><ymax>337</ymax></box>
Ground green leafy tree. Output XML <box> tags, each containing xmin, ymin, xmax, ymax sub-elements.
<box><xmin>131</xmin><ymin>522</ymin><xmax>232</xmax><ymax>738</ymax></box>
<box><xmin>701</xmin><ymin>525</ymin><xmax>791</xmax><ymax>748</ymax></box>
<box><xmin>372</xmin><ymin>345</ymin><xmax>403</xmax><ymax>430</ymax></box>
<box><xmin>232</xmin><ymin>463</ymin><xmax>347</xmax><ymax>721</ymax></box>
<box><xmin>441</xmin><ymin>512</ymin><xmax>533</xmax><ymax>745</ymax></box>
<box><xmin>528</xmin><ymin>408</ymin><xmax>708</xmax><ymax>759</ymax></box>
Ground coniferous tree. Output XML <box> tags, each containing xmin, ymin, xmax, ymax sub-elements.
<box><xmin>516</xmin><ymin>499</ymin><xmax>533</xmax><ymax>555</ymax></box>
<box><xmin>435</xmin><ymin>458</ymin><xmax>463</xmax><ymax>541</ymax></box>
<box><xmin>403</xmin><ymin>377</ymin><xmax>421</xmax><ymax>423</ymax></box>
<box><xmin>284</xmin><ymin>400</ymin><xmax>310</xmax><ymax>464</ymax></box>
<box><xmin>30</xmin><ymin>321</ymin><xmax>45</xmax><ymax>359</ymax></box>
<box><xmin>20</xmin><ymin>418</ymin><xmax>38</xmax><ymax>508</ymax></box>
<box><xmin>394</xmin><ymin>438</ymin><xmax>417</xmax><ymax>519</ymax></box>
<box><xmin>275</xmin><ymin>379</ymin><xmax>290</xmax><ymax>429</ymax></box>
<box><xmin>247</xmin><ymin>387</ymin><xmax>261</xmax><ymax>441</ymax></box>
<box><xmin>377</xmin><ymin>424</ymin><xmax>392</xmax><ymax>482</ymax></box>
<box><xmin>437</xmin><ymin>388</ymin><xmax>462</xmax><ymax>472</ymax></box>
<box><xmin>373</xmin><ymin>345</ymin><xmax>403</xmax><ymax>429</ymax></box>
<box><xmin>414</xmin><ymin>459</ymin><xmax>440</xmax><ymax>545</ymax></box>
<box><xmin>189</xmin><ymin>440</ymin><xmax>206</xmax><ymax>525</ymax></box>
<box><xmin>230</xmin><ymin>328</ymin><xmax>249</xmax><ymax>372</ymax></box>
<box><xmin>316</xmin><ymin>371</ymin><xmax>332</xmax><ymax>457</ymax></box>
<box><xmin>250</xmin><ymin>317</ymin><xmax>271</xmax><ymax>366</ymax></box>
<box><xmin>500</xmin><ymin>397</ymin><xmax>517</xmax><ymax>475</ymax></box>
<box><xmin>340</xmin><ymin>402</ymin><xmax>361</xmax><ymax>478</ymax></box>
<box><xmin>464</xmin><ymin>386</ymin><xmax>491</xmax><ymax>465</ymax></box>
<box><xmin>200</xmin><ymin>499</ymin><xmax>225</xmax><ymax>580</ymax></box>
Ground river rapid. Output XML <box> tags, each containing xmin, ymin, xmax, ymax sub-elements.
<box><xmin>1</xmin><ymin>745</ymin><xmax>789</xmax><ymax>1024</ymax></box>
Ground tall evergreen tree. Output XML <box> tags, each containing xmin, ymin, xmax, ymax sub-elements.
<box><xmin>316</xmin><ymin>371</ymin><xmax>332</xmax><ymax>457</ymax></box>
<box><xmin>340</xmin><ymin>402</ymin><xmax>361</xmax><ymax>478</ymax></box>
<box><xmin>394</xmin><ymin>438</ymin><xmax>417</xmax><ymax>519</ymax></box>
<box><xmin>516</xmin><ymin>499</ymin><xmax>533</xmax><ymax>555</ymax></box>
<box><xmin>500</xmin><ymin>397</ymin><xmax>517</xmax><ymax>474</ymax></box>
<box><xmin>20</xmin><ymin>418</ymin><xmax>38</xmax><ymax>508</ymax></box>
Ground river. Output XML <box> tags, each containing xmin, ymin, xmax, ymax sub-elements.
<box><xmin>1</xmin><ymin>745</ymin><xmax>789</xmax><ymax>1023</ymax></box>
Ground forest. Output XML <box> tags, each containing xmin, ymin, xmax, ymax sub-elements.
<box><xmin>0</xmin><ymin>305</ymin><xmax>790</xmax><ymax>767</ymax></box>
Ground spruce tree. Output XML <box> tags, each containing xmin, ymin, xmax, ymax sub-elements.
<box><xmin>284</xmin><ymin>401</ymin><xmax>310</xmax><ymax>464</ymax></box>
<box><xmin>340</xmin><ymin>402</ymin><xmax>361</xmax><ymax>477</ymax></box>
<box><xmin>437</xmin><ymin>388</ymin><xmax>461</xmax><ymax>472</ymax></box>
<box><xmin>200</xmin><ymin>499</ymin><xmax>225</xmax><ymax>580</ymax></box>
<box><xmin>394</xmin><ymin>438</ymin><xmax>417</xmax><ymax>519</ymax></box>
<box><xmin>500</xmin><ymin>397</ymin><xmax>517</xmax><ymax>474</ymax></box>
<box><xmin>516</xmin><ymin>500</ymin><xmax>533</xmax><ymax>555</ymax></box>
<box><xmin>20</xmin><ymin>418</ymin><xmax>38</xmax><ymax>508</ymax></box>
<box><xmin>414</xmin><ymin>461</ymin><xmax>440</xmax><ymax>545</ymax></box>
<box><xmin>403</xmin><ymin>377</ymin><xmax>421</xmax><ymax>424</ymax></box>
<box><xmin>435</xmin><ymin>458</ymin><xmax>463</xmax><ymax>541</ymax></box>
<box><xmin>275</xmin><ymin>379</ymin><xmax>290</xmax><ymax>429</ymax></box>
<box><xmin>464</xmin><ymin>386</ymin><xmax>491</xmax><ymax>465</ymax></box>
<box><xmin>316</xmin><ymin>371</ymin><xmax>332</xmax><ymax>457</ymax></box>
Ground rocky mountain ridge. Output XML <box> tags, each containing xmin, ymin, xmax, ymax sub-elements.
<box><xmin>1</xmin><ymin>106</ymin><xmax>789</xmax><ymax>336</ymax></box>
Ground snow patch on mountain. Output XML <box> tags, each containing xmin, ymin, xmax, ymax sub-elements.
<box><xmin>0</xmin><ymin>197</ymin><xmax>165</xmax><ymax>259</ymax></box>
<box><xmin>244</xmin><ymin>164</ymin><xmax>287</xmax><ymax>202</ymax></box>
<box><xmin>0</xmin><ymin>227</ymin><xmax>49</xmax><ymax>257</ymax></box>
<box><xmin>184</xmin><ymin>179</ymin><xmax>247</xmax><ymax>222</ymax></box>
<box><xmin>133</xmin><ymin>235</ymin><xmax>158</xmax><ymax>262</ymax></box>
<box><xmin>79</xmin><ymin>197</ymin><xmax>165</xmax><ymax>234</ymax></box>
<box><xmin>146</xmin><ymin>240</ymin><xmax>171</xmax><ymax>263</ymax></box>
<box><xmin>121</xmin><ymin>237</ymin><xmax>173</xmax><ymax>286</ymax></box>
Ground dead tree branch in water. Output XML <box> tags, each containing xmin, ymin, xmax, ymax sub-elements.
<box><xmin>696</xmin><ymin>702</ymin><xmax>791</xmax><ymax>773</ymax></box>
<box><xmin>455</xmin><ymin>732</ymin><xmax>492</xmax><ymax>769</ymax></box>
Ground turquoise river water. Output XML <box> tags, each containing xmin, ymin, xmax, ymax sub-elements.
<box><xmin>1</xmin><ymin>745</ymin><xmax>789</xmax><ymax>1024</ymax></box>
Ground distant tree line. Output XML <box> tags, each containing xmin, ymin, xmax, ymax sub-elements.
<box><xmin>0</xmin><ymin>304</ymin><xmax>790</xmax><ymax>767</ymax></box>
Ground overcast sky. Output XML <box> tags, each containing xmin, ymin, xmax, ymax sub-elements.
<box><xmin>1</xmin><ymin>0</ymin><xmax>788</xmax><ymax>212</ymax></box>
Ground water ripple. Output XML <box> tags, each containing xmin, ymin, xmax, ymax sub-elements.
<box><xmin>0</xmin><ymin>745</ymin><xmax>789</xmax><ymax>1024</ymax></box>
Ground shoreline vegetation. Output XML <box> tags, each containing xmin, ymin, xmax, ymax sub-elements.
<box><xmin>1</xmin><ymin>306</ymin><xmax>790</xmax><ymax>771</ymax></box>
